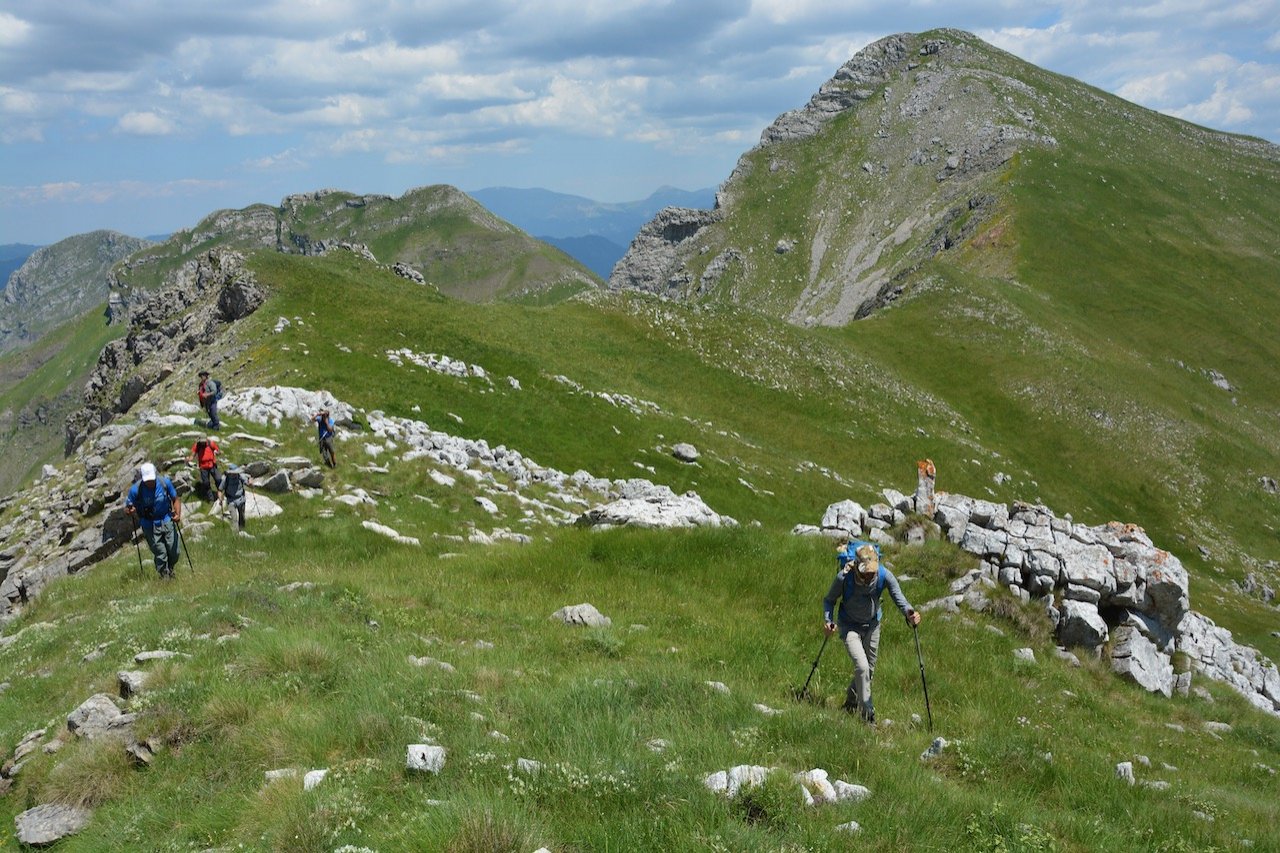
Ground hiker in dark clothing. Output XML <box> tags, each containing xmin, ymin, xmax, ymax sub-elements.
<box><xmin>197</xmin><ymin>370</ymin><xmax>222</xmax><ymax>431</ymax></box>
<box><xmin>823</xmin><ymin>541</ymin><xmax>920</xmax><ymax>724</ymax></box>
<box><xmin>314</xmin><ymin>409</ymin><xmax>336</xmax><ymax>467</ymax></box>
<box><xmin>125</xmin><ymin>462</ymin><xmax>182</xmax><ymax>579</ymax></box>
<box><xmin>189</xmin><ymin>436</ymin><xmax>222</xmax><ymax>501</ymax></box>
<box><xmin>221</xmin><ymin>463</ymin><xmax>248</xmax><ymax>533</ymax></box>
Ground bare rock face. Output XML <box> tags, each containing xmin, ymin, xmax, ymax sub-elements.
<box><xmin>607</xmin><ymin>207</ymin><xmax>720</xmax><ymax>294</ymax></box>
<box><xmin>65</xmin><ymin>249</ymin><xmax>265</xmax><ymax>453</ymax></box>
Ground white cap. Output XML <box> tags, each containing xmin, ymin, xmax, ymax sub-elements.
<box><xmin>139</xmin><ymin>462</ymin><xmax>157</xmax><ymax>481</ymax></box>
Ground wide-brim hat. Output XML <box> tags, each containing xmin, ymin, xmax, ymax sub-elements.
<box><xmin>855</xmin><ymin>543</ymin><xmax>879</xmax><ymax>575</ymax></box>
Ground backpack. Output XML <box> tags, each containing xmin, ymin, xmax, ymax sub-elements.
<box><xmin>211</xmin><ymin>378</ymin><xmax>224</xmax><ymax>401</ymax></box>
<box><xmin>836</xmin><ymin>540</ymin><xmax>882</xmax><ymax>573</ymax></box>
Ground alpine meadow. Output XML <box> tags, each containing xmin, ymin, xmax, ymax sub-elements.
<box><xmin>1</xmin><ymin>28</ymin><xmax>1278</xmax><ymax>852</ymax></box>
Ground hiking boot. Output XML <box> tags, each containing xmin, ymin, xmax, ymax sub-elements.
<box><xmin>860</xmin><ymin>701</ymin><xmax>876</xmax><ymax>726</ymax></box>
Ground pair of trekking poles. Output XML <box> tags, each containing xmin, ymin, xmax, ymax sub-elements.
<box><xmin>130</xmin><ymin>517</ymin><xmax>196</xmax><ymax>578</ymax></box>
<box><xmin>797</xmin><ymin>623</ymin><xmax>933</xmax><ymax>732</ymax></box>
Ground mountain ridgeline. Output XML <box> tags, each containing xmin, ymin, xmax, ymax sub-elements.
<box><xmin>108</xmin><ymin>184</ymin><xmax>599</xmax><ymax>315</ymax></box>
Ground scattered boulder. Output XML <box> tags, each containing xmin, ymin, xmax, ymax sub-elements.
<box><xmin>258</xmin><ymin>471</ymin><xmax>291</xmax><ymax>493</ymax></box>
<box><xmin>577</xmin><ymin>485</ymin><xmax>733</xmax><ymax>529</ymax></box>
<box><xmin>1013</xmin><ymin>648</ymin><xmax>1036</xmax><ymax>664</ymax></box>
<box><xmin>118</xmin><ymin>670</ymin><xmax>149</xmax><ymax>699</ymax></box>
<box><xmin>703</xmin><ymin>764</ymin><xmax>773</xmax><ymax>797</ymax></box>
<box><xmin>920</xmin><ymin>737</ymin><xmax>949</xmax><ymax>761</ymax></box>
<box><xmin>672</xmin><ymin>443</ymin><xmax>700</xmax><ymax>463</ymax></box>
<box><xmin>361</xmin><ymin>520</ymin><xmax>420</xmax><ymax>546</ymax></box>
<box><xmin>67</xmin><ymin>694</ymin><xmax>135</xmax><ymax>740</ymax></box>
<box><xmin>407</xmin><ymin>744</ymin><xmax>446</xmax><ymax>774</ymax></box>
<box><xmin>551</xmin><ymin>603</ymin><xmax>611</xmax><ymax>628</ymax></box>
<box><xmin>1115</xmin><ymin>761</ymin><xmax>1135</xmax><ymax>785</ymax></box>
<box><xmin>15</xmin><ymin>804</ymin><xmax>93</xmax><ymax>846</ymax></box>
<box><xmin>303</xmin><ymin>769</ymin><xmax>328</xmax><ymax>791</ymax></box>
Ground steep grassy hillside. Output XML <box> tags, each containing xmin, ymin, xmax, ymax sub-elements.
<box><xmin>0</xmin><ymin>306</ymin><xmax>120</xmax><ymax>495</ymax></box>
<box><xmin>0</xmin><ymin>246</ymin><xmax>1276</xmax><ymax>848</ymax></box>
<box><xmin>611</xmin><ymin>28</ymin><xmax>1280</xmax><ymax>632</ymax></box>
<box><xmin>113</xmin><ymin>186</ymin><xmax>598</xmax><ymax>306</ymax></box>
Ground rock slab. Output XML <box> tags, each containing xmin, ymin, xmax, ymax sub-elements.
<box><xmin>15</xmin><ymin>804</ymin><xmax>93</xmax><ymax>846</ymax></box>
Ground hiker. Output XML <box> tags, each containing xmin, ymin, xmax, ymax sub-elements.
<box><xmin>124</xmin><ymin>462</ymin><xmax>182</xmax><ymax>579</ymax></box>
<box><xmin>197</xmin><ymin>370</ymin><xmax>223</xmax><ymax>431</ymax></box>
<box><xmin>313</xmin><ymin>409</ymin><xmax>336</xmax><ymax>467</ymax></box>
<box><xmin>221</xmin><ymin>463</ymin><xmax>249</xmax><ymax>533</ymax></box>
<box><xmin>823</xmin><ymin>541</ymin><xmax>921</xmax><ymax>724</ymax></box>
<box><xmin>915</xmin><ymin>458</ymin><xmax>936</xmax><ymax>516</ymax></box>
<box><xmin>189</xmin><ymin>435</ymin><xmax>222</xmax><ymax>502</ymax></box>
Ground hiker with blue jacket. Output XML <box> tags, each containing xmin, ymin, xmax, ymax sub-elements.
<box><xmin>823</xmin><ymin>541</ymin><xmax>920</xmax><ymax>724</ymax></box>
<box><xmin>125</xmin><ymin>462</ymin><xmax>182</xmax><ymax>579</ymax></box>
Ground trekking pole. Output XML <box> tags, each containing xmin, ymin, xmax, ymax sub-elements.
<box><xmin>912</xmin><ymin>623</ymin><xmax>933</xmax><ymax>732</ymax></box>
<box><xmin>796</xmin><ymin>631</ymin><xmax>832</xmax><ymax>700</ymax></box>
<box><xmin>173</xmin><ymin>520</ymin><xmax>196</xmax><ymax>575</ymax></box>
<box><xmin>130</xmin><ymin>517</ymin><xmax>146</xmax><ymax>578</ymax></box>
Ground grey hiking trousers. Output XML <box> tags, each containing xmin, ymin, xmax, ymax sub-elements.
<box><xmin>841</xmin><ymin>622</ymin><xmax>881</xmax><ymax>709</ymax></box>
<box><xmin>142</xmin><ymin>519</ymin><xmax>180</xmax><ymax>578</ymax></box>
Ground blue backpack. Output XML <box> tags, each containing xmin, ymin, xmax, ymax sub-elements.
<box><xmin>836</xmin><ymin>540</ymin><xmax>887</xmax><ymax>594</ymax></box>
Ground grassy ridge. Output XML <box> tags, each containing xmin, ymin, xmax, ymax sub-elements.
<box><xmin>0</xmin><ymin>248</ymin><xmax>1276</xmax><ymax>848</ymax></box>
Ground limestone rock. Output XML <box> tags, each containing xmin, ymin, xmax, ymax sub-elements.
<box><xmin>672</xmin><ymin>443</ymin><xmax>700</xmax><ymax>463</ymax></box>
<box><xmin>577</xmin><ymin>485</ymin><xmax>733</xmax><ymax>529</ymax></box>
<box><xmin>67</xmin><ymin>694</ymin><xmax>135</xmax><ymax>740</ymax></box>
<box><xmin>1057</xmin><ymin>600</ymin><xmax>1108</xmax><ymax>650</ymax></box>
<box><xmin>1110</xmin><ymin>626</ymin><xmax>1174</xmax><ymax>697</ymax></box>
<box><xmin>15</xmin><ymin>804</ymin><xmax>93</xmax><ymax>846</ymax></box>
<box><xmin>820</xmin><ymin>500</ymin><xmax>866</xmax><ymax>537</ymax></box>
<box><xmin>118</xmin><ymin>670</ymin><xmax>149</xmax><ymax>699</ymax></box>
<box><xmin>407</xmin><ymin>744</ymin><xmax>446</xmax><ymax>774</ymax></box>
<box><xmin>703</xmin><ymin>764</ymin><xmax>773</xmax><ymax>797</ymax></box>
<box><xmin>258</xmin><ymin>471</ymin><xmax>291</xmax><ymax>493</ymax></box>
<box><xmin>551</xmin><ymin>603</ymin><xmax>611</xmax><ymax>628</ymax></box>
<box><xmin>1116</xmin><ymin>761</ymin><xmax>1135</xmax><ymax>785</ymax></box>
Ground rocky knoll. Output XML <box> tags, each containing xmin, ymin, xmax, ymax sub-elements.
<box><xmin>0</xmin><ymin>230</ymin><xmax>152</xmax><ymax>353</ymax></box>
<box><xmin>802</xmin><ymin>490</ymin><xmax>1279</xmax><ymax>716</ymax></box>
<box><xmin>109</xmin><ymin>185</ymin><xmax>597</xmax><ymax>312</ymax></box>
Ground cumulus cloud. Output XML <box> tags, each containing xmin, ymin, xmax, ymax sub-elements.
<box><xmin>2</xmin><ymin>0</ymin><xmax>1279</xmax><ymax>241</ymax></box>
<box><xmin>116</xmin><ymin>111</ymin><xmax>176</xmax><ymax>135</ymax></box>
<box><xmin>0</xmin><ymin>11</ymin><xmax>32</xmax><ymax>48</ymax></box>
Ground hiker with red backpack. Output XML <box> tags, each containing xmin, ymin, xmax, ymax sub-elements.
<box><xmin>189</xmin><ymin>435</ymin><xmax>223</xmax><ymax>502</ymax></box>
<box><xmin>823</xmin><ymin>540</ymin><xmax>920</xmax><ymax>724</ymax></box>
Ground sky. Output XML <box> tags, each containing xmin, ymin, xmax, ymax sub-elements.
<box><xmin>1</xmin><ymin>1</ymin><xmax>1278</xmax><ymax>246</ymax></box>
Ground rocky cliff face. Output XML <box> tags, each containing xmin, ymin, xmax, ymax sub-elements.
<box><xmin>0</xmin><ymin>231</ymin><xmax>152</xmax><ymax>352</ymax></box>
<box><xmin>610</xmin><ymin>29</ymin><xmax>1059</xmax><ymax>324</ymax></box>
<box><xmin>66</xmin><ymin>250</ymin><xmax>265</xmax><ymax>454</ymax></box>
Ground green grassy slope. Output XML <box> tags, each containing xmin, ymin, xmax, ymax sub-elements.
<box><xmin>0</xmin><ymin>306</ymin><xmax>120</xmax><ymax>495</ymax></box>
<box><xmin>1</xmin><ymin>249</ymin><xmax>1276</xmax><ymax>849</ymax></box>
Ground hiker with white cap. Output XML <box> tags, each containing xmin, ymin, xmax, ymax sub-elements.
<box><xmin>822</xmin><ymin>540</ymin><xmax>920</xmax><ymax>724</ymax></box>
<box><xmin>124</xmin><ymin>462</ymin><xmax>182</xmax><ymax>579</ymax></box>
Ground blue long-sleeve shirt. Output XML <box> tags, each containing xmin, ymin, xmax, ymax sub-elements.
<box><xmin>823</xmin><ymin>564</ymin><xmax>913</xmax><ymax>628</ymax></box>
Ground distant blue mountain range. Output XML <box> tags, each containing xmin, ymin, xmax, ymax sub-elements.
<box><xmin>468</xmin><ymin>186</ymin><xmax>716</xmax><ymax>279</ymax></box>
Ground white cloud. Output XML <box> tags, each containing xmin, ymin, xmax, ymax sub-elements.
<box><xmin>0</xmin><ymin>178</ymin><xmax>229</xmax><ymax>206</ymax></box>
<box><xmin>0</xmin><ymin>86</ymin><xmax>38</xmax><ymax>114</ymax></box>
<box><xmin>1266</xmin><ymin>30</ymin><xmax>1280</xmax><ymax>52</ymax></box>
<box><xmin>0</xmin><ymin>12</ymin><xmax>32</xmax><ymax>48</ymax></box>
<box><xmin>245</xmin><ymin>148</ymin><xmax>307</xmax><ymax>170</ymax></box>
<box><xmin>116</xmin><ymin>111</ymin><xmax>176</xmax><ymax>135</ymax></box>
